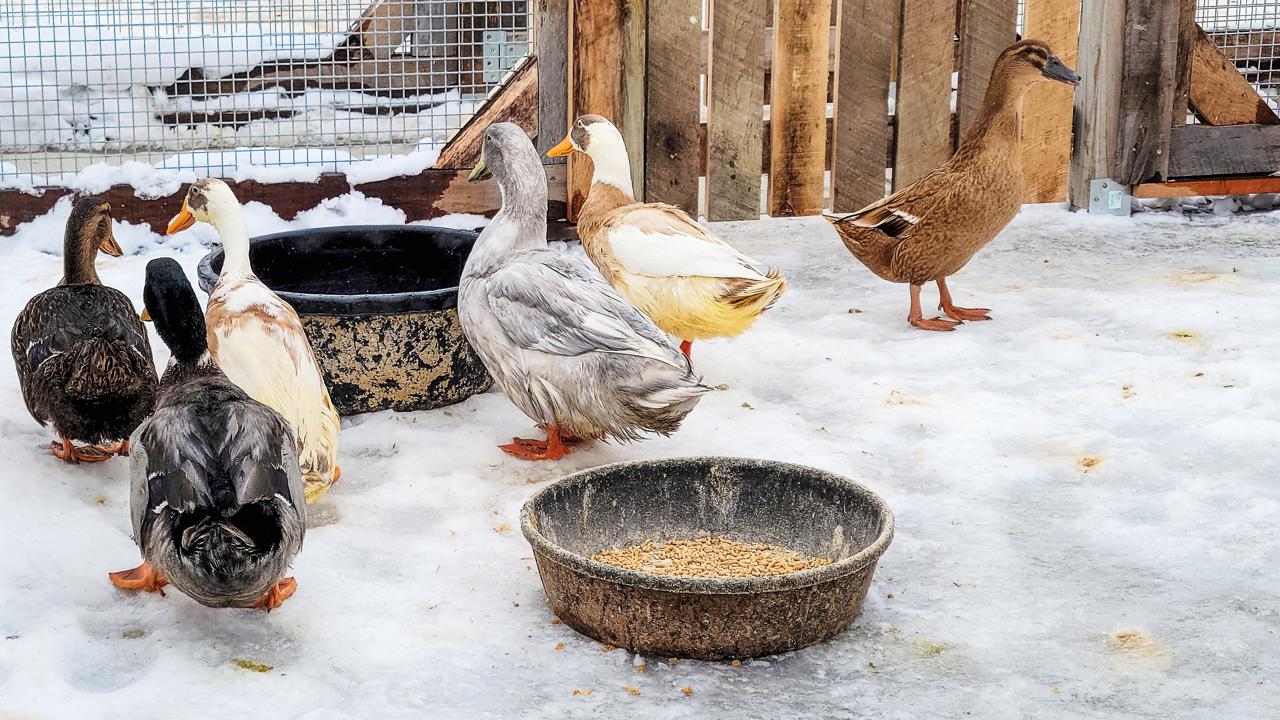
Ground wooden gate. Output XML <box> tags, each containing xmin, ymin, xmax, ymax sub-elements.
<box><xmin>558</xmin><ymin>0</ymin><xmax>1083</xmax><ymax>222</ymax></box>
<box><xmin>1071</xmin><ymin>0</ymin><xmax>1280</xmax><ymax>207</ymax></box>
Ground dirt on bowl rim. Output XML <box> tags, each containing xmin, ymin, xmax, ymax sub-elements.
<box><xmin>519</xmin><ymin>456</ymin><xmax>896</xmax><ymax>596</ymax></box>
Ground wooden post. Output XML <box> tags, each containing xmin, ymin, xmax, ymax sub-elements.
<box><xmin>535</xmin><ymin>0</ymin><xmax>569</xmax><ymax>158</ymax></box>
<box><xmin>831</xmin><ymin>0</ymin><xmax>899</xmax><ymax>211</ymax></box>
<box><xmin>707</xmin><ymin>0</ymin><xmax>767</xmax><ymax>220</ymax></box>
<box><xmin>621</xmin><ymin>0</ymin><xmax>647</xmax><ymax>197</ymax></box>
<box><xmin>1068</xmin><ymin>0</ymin><xmax>1124</xmax><ymax>209</ymax></box>
<box><xmin>645</xmin><ymin>0</ymin><xmax>701</xmax><ymax>211</ymax></box>
<box><xmin>1114</xmin><ymin>0</ymin><xmax>1182</xmax><ymax>185</ymax></box>
<box><xmin>566</xmin><ymin>0</ymin><xmax>643</xmax><ymax>219</ymax></box>
<box><xmin>1171</xmin><ymin>0</ymin><xmax>1196</xmax><ymax>128</ymax></box>
<box><xmin>956</xmin><ymin>0</ymin><xmax>1018</xmax><ymax>140</ymax></box>
<box><xmin>768</xmin><ymin>0</ymin><xmax>833</xmax><ymax>216</ymax></box>
<box><xmin>1020</xmin><ymin>0</ymin><xmax>1081</xmax><ymax>203</ymax></box>
<box><xmin>893</xmin><ymin>0</ymin><xmax>955</xmax><ymax>189</ymax></box>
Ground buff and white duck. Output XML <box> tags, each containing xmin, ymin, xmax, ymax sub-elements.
<box><xmin>167</xmin><ymin>179</ymin><xmax>340</xmax><ymax>500</ymax></box>
<box><xmin>547</xmin><ymin>115</ymin><xmax>785</xmax><ymax>359</ymax></box>
<box><xmin>459</xmin><ymin>123</ymin><xmax>707</xmax><ymax>460</ymax></box>
<box><xmin>825</xmin><ymin>40</ymin><xmax>1079</xmax><ymax>331</ymax></box>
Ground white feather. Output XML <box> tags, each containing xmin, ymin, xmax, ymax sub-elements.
<box><xmin>606</xmin><ymin>224</ymin><xmax>768</xmax><ymax>280</ymax></box>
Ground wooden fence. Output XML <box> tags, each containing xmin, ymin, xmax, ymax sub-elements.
<box><xmin>557</xmin><ymin>0</ymin><xmax>1084</xmax><ymax>222</ymax></box>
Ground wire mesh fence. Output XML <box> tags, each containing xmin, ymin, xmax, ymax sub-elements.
<box><xmin>1197</xmin><ymin>0</ymin><xmax>1280</xmax><ymax>119</ymax></box>
<box><xmin>0</xmin><ymin>0</ymin><xmax>530</xmax><ymax>187</ymax></box>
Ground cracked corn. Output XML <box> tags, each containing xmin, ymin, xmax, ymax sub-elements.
<box><xmin>592</xmin><ymin>536</ymin><xmax>831</xmax><ymax>578</ymax></box>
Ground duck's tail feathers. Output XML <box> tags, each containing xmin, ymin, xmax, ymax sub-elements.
<box><xmin>620</xmin><ymin>371</ymin><xmax>710</xmax><ymax>438</ymax></box>
<box><xmin>724</xmin><ymin>268</ymin><xmax>787</xmax><ymax>312</ymax></box>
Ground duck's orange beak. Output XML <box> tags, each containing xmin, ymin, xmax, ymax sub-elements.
<box><xmin>546</xmin><ymin>134</ymin><xmax>575</xmax><ymax>158</ymax></box>
<box><xmin>167</xmin><ymin>201</ymin><xmax>195</xmax><ymax>234</ymax></box>
<box><xmin>139</xmin><ymin>308</ymin><xmax>152</xmax><ymax>322</ymax></box>
<box><xmin>98</xmin><ymin>232</ymin><xmax>123</xmax><ymax>257</ymax></box>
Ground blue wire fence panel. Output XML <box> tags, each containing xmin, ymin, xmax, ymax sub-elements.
<box><xmin>0</xmin><ymin>0</ymin><xmax>530</xmax><ymax>187</ymax></box>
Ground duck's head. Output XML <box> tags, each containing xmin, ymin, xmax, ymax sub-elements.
<box><xmin>141</xmin><ymin>257</ymin><xmax>208</xmax><ymax>364</ymax></box>
<box><xmin>995</xmin><ymin>40</ymin><xmax>1079</xmax><ymax>87</ymax></box>
<box><xmin>61</xmin><ymin>197</ymin><xmax>121</xmax><ymax>285</ymax></box>
<box><xmin>546</xmin><ymin>115</ymin><xmax>635</xmax><ymax>195</ymax></box>
<box><xmin>167</xmin><ymin>178</ymin><xmax>240</xmax><ymax>235</ymax></box>
<box><xmin>469</xmin><ymin>123</ymin><xmax>548</xmax><ymax>212</ymax></box>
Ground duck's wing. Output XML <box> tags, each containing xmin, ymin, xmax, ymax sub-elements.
<box><xmin>483</xmin><ymin>251</ymin><xmax>687</xmax><ymax>369</ymax></box>
<box><xmin>829</xmin><ymin>166</ymin><xmax>955</xmax><ymax>238</ymax></box>
<box><xmin>132</xmin><ymin>390</ymin><xmax>306</xmax><ymax>542</ymax></box>
<box><xmin>602</xmin><ymin>204</ymin><xmax>771</xmax><ymax>280</ymax></box>
<box><xmin>10</xmin><ymin>286</ymin><xmax>152</xmax><ymax>423</ymax></box>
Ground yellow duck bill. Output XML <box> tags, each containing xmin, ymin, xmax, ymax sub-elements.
<box><xmin>166</xmin><ymin>201</ymin><xmax>196</xmax><ymax>235</ymax></box>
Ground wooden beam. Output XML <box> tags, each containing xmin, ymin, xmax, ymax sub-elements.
<box><xmin>434</xmin><ymin>58</ymin><xmax>538</xmax><ymax>169</ymax></box>
<box><xmin>1189</xmin><ymin>23</ymin><xmax>1280</xmax><ymax>126</ymax></box>
<box><xmin>621</xmin><ymin>0</ymin><xmax>648</xmax><ymax>197</ymax></box>
<box><xmin>1167</xmin><ymin>123</ymin><xmax>1280</xmax><ymax>178</ymax></box>
<box><xmin>646</xmin><ymin>0</ymin><xmax>701</xmax><ymax>211</ymax></box>
<box><xmin>1170</xmin><ymin>0</ymin><xmax>1196</xmax><ymax>128</ymax></box>
<box><xmin>1134</xmin><ymin>176</ymin><xmax>1280</xmax><ymax>198</ymax></box>
<box><xmin>1020</xmin><ymin>0</ymin><xmax>1081</xmax><ymax>203</ymax></box>
<box><xmin>831</xmin><ymin>0</ymin><xmax>899</xmax><ymax>211</ymax></box>
<box><xmin>1114</xmin><ymin>0</ymin><xmax>1181</xmax><ymax>185</ymax></box>
<box><xmin>535</xmin><ymin>0</ymin><xmax>570</xmax><ymax>158</ymax></box>
<box><xmin>1068</xmin><ymin>0</ymin><xmax>1125</xmax><ymax>209</ymax></box>
<box><xmin>956</xmin><ymin>0</ymin><xmax>1017</xmax><ymax>140</ymax></box>
<box><xmin>893</xmin><ymin>0</ymin><xmax>956</xmax><ymax>189</ymax></box>
<box><xmin>566</xmin><ymin>0</ymin><xmax>629</xmax><ymax>220</ymax></box>
<box><xmin>768</xmin><ymin>0</ymin><xmax>833</xmax><ymax>216</ymax></box>
<box><xmin>707</xmin><ymin>0</ymin><xmax>767</xmax><ymax>220</ymax></box>
<box><xmin>0</xmin><ymin>166</ymin><xmax>569</xmax><ymax>237</ymax></box>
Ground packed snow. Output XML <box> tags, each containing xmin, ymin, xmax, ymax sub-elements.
<box><xmin>0</xmin><ymin>198</ymin><xmax>1278</xmax><ymax>719</ymax></box>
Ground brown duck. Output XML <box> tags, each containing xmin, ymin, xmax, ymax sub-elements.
<box><xmin>825</xmin><ymin>40</ymin><xmax>1079</xmax><ymax>331</ymax></box>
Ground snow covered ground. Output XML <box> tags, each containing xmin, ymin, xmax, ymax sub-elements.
<box><xmin>0</xmin><ymin>199</ymin><xmax>1278</xmax><ymax>718</ymax></box>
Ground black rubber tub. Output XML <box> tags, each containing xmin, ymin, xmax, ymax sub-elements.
<box><xmin>198</xmin><ymin>224</ymin><xmax>492</xmax><ymax>416</ymax></box>
<box><xmin>521</xmin><ymin>457</ymin><xmax>895</xmax><ymax>660</ymax></box>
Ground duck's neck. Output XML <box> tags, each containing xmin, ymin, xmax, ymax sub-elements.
<box><xmin>955</xmin><ymin>73</ymin><xmax>1031</xmax><ymax>162</ymax></box>
<box><xmin>587</xmin><ymin>145</ymin><xmax>636</xmax><ymax>202</ymax></box>
<box><xmin>62</xmin><ymin>232</ymin><xmax>100</xmax><ymax>286</ymax></box>
<box><xmin>465</xmin><ymin>174</ymin><xmax>548</xmax><ymax>273</ymax></box>
<box><xmin>159</xmin><ymin>351</ymin><xmax>222</xmax><ymax>396</ymax></box>
<box><xmin>213</xmin><ymin>209</ymin><xmax>254</xmax><ymax>278</ymax></box>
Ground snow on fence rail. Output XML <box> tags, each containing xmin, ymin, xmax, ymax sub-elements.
<box><xmin>0</xmin><ymin>0</ymin><xmax>530</xmax><ymax>188</ymax></box>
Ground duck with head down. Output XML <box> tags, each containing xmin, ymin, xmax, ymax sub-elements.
<box><xmin>825</xmin><ymin>40</ymin><xmax>1079</xmax><ymax>331</ymax></box>
<box><xmin>10</xmin><ymin>197</ymin><xmax>157</xmax><ymax>463</ymax></box>
<box><xmin>167</xmin><ymin>179</ymin><xmax>340</xmax><ymax>501</ymax></box>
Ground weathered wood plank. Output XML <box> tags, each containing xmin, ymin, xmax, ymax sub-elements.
<box><xmin>956</xmin><ymin>0</ymin><xmax>1018</xmax><ymax>140</ymax></box>
<box><xmin>1114</xmin><ymin>0</ymin><xmax>1182</xmax><ymax>185</ymax></box>
<box><xmin>566</xmin><ymin>0</ymin><xmax>628</xmax><ymax>219</ymax></box>
<box><xmin>1170</xmin><ymin>0</ymin><xmax>1196</xmax><ymax>127</ymax></box>
<box><xmin>830</xmin><ymin>0</ymin><xmax>898</xmax><ymax>211</ymax></box>
<box><xmin>893</xmin><ymin>0</ymin><xmax>955</xmax><ymax>189</ymax></box>
<box><xmin>535</xmin><ymin>0</ymin><xmax>570</xmax><ymax>158</ymax></box>
<box><xmin>1068</xmin><ymin>0</ymin><xmax>1125</xmax><ymax>208</ymax></box>
<box><xmin>434</xmin><ymin>58</ymin><xmax>538</xmax><ymax>169</ymax></box>
<box><xmin>646</xmin><ymin>0</ymin><xmax>701</xmax><ymax>211</ymax></box>
<box><xmin>1134</xmin><ymin>176</ymin><xmax>1280</xmax><ymax>198</ymax></box>
<box><xmin>1190</xmin><ymin>23</ymin><xmax>1280</xmax><ymax>126</ymax></box>
<box><xmin>706</xmin><ymin>0</ymin><xmax>767</xmax><ymax>220</ymax></box>
<box><xmin>621</xmin><ymin>0</ymin><xmax>648</xmax><ymax>197</ymax></box>
<box><xmin>1020</xmin><ymin>0</ymin><xmax>1081</xmax><ymax>203</ymax></box>
<box><xmin>768</xmin><ymin>0</ymin><xmax>833</xmax><ymax>216</ymax></box>
<box><xmin>0</xmin><ymin>167</ymin><xmax>569</xmax><ymax>237</ymax></box>
<box><xmin>1167</xmin><ymin>123</ymin><xmax>1280</xmax><ymax>178</ymax></box>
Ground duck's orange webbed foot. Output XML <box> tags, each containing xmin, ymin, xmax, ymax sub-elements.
<box><xmin>50</xmin><ymin>438</ymin><xmax>113</xmax><ymax>464</ymax></box>
<box><xmin>109</xmin><ymin>562</ymin><xmax>168</xmax><ymax>596</ymax></box>
<box><xmin>250</xmin><ymin>578</ymin><xmax>297</xmax><ymax>611</ymax></box>
<box><xmin>936</xmin><ymin>277</ymin><xmax>991</xmax><ymax>322</ymax></box>
<box><xmin>499</xmin><ymin>427</ymin><xmax>573</xmax><ymax>461</ymax></box>
<box><xmin>909</xmin><ymin>316</ymin><xmax>961</xmax><ymax>331</ymax></box>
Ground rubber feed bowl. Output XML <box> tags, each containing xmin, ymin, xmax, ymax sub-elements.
<box><xmin>198</xmin><ymin>224</ymin><xmax>492</xmax><ymax>416</ymax></box>
<box><xmin>521</xmin><ymin>456</ymin><xmax>894</xmax><ymax>660</ymax></box>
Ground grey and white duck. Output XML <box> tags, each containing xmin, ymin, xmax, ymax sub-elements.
<box><xmin>109</xmin><ymin>258</ymin><xmax>305</xmax><ymax>610</ymax></box>
<box><xmin>458</xmin><ymin>123</ymin><xmax>708</xmax><ymax>461</ymax></box>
